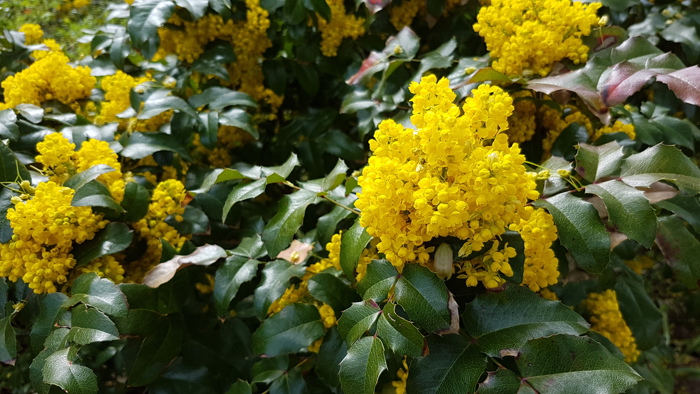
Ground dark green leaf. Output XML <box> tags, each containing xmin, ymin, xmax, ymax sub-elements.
<box><xmin>620</xmin><ymin>144</ymin><xmax>700</xmax><ymax>193</ymax></box>
<box><xmin>121</xmin><ymin>132</ymin><xmax>191</xmax><ymax>160</ymax></box>
<box><xmin>252</xmin><ymin>303</ymin><xmax>325</xmax><ymax>356</ymax></box>
<box><xmin>64</xmin><ymin>164</ymin><xmax>116</xmax><ymax>191</ymax></box>
<box><xmin>253</xmin><ymin>260</ymin><xmax>306</xmax><ymax>319</ymax></box>
<box><xmin>214</xmin><ymin>255</ymin><xmax>260</xmax><ymax>316</ymax></box>
<box><xmin>585</xmin><ymin>181</ymin><xmax>656</xmax><ymax>248</ymax></box>
<box><xmin>0</xmin><ymin>109</ymin><xmax>19</xmax><ymax>141</ymax></box>
<box><xmin>16</xmin><ymin>103</ymin><xmax>44</xmax><ymax>123</ymax></box>
<box><xmin>73</xmin><ymin>222</ymin><xmax>133</xmax><ymax>266</ymax></box>
<box><xmin>252</xmin><ymin>356</ymin><xmax>288</xmax><ymax>384</ymax></box>
<box><xmin>127</xmin><ymin>0</ymin><xmax>175</xmax><ymax>59</ymax></box>
<box><xmin>0</xmin><ymin>187</ymin><xmax>17</xmax><ymax>243</ymax></box>
<box><xmin>262</xmin><ymin>189</ymin><xmax>319</xmax><ymax>258</ymax></box>
<box><xmin>139</xmin><ymin>93</ymin><xmax>197</xmax><ymax>119</ymax></box>
<box><xmin>515</xmin><ymin>335</ymin><xmax>642</xmax><ymax>393</ymax></box>
<box><xmin>356</xmin><ymin>259</ymin><xmax>398</xmax><ymax>302</ymax></box>
<box><xmin>0</xmin><ymin>142</ymin><xmax>30</xmax><ymax>183</ymax></box>
<box><xmin>534</xmin><ymin>193</ymin><xmax>610</xmax><ymax>273</ymax></box>
<box><xmin>574</xmin><ymin>142</ymin><xmax>626</xmax><ymax>183</ymax></box>
<box><xmin>188</xmin><ymin>87</ymin><xmax>257</xmax><ymax>110</ymax></box>
<box><xmin>64</xmin><ymin>273</ymin><xmax>128</xmax><ymax>317</ymax></box>
<box><xmin>43</xmin><ymin>348</ymin><xmax>98</xmax><ymax>394</ymax></box>
<box><xmin>337</xmin><ymin>300</ymin><xmax>381</xmax><ymax>346</ymax></box>
<box><xmin>339</xmin><ymin>336</ymin><xmax>387</xmax><ymax>394</ymax></box>
<box><xmin>269</xmin><ymin>367</ymin><xmax>307</xmax><ymax>394</ymax></box>
<box><xmin>656</xmin><ymin>215</ymin><xmax>700</xmax><ymax>289</ymax></box>
<box><xmin>65</xmin><ymin>304</ymin><xmax>119</xmax><ymax>345</ymax></box>
<box><xmin>198</xmin><ymin>111</ymin><xmax>219</xmax><ymax>149</ymax></box>
<box><xmin>477</xmin><ymin>368</ymin><xmax>522</xmax><ymax>394</ymax></box>
<box><xmin>315</xmin><ymin>328</ymin><xmax>347</xmax><ymax>390</ymax></box>
<box><xmin>462</xmin><ymin>285</ymin><xmax>589</xmax><ymax>356</ymax></box>
<box><xmin>174</xmin><ymin>0</ymin><xmax>208</xmax><ymax>18</ymax></box>
<box><xmin>376</xmin><ymin>302</ymin><xmax>425</xmax><ymax>357</ymax></box>
<box><xmin>316</xmin><ymin>195</ymin><xmax>357</xmax><ymax>245</ymax></box>
<box><xmin>192</xmin><ymin>42</ymin><xmax>236</xmax><ymax>80</ymax></box>
<box><xmin>467</xmin><ymin>67</ymin><xmax>512</xmax><ymax>84</ymax></box>
<box><xmin>120</xmin><ymin>182</ymin><xmax>150</xmax><ymax>222</ymax></box>
<box><xmin>226</xmin><ymin>380</ymin><xmax>253</xmax><ymax>394</ymax></box>
<box><xmin>30</xmin><ymin>293</ymin><xmax>68</xmax><ymax>352</ymax></box>
<box><xmin>127</xmin><ymin>319</ymin><xmax>183</xmax><ymax>386</ymax></box>
<box><xmin>0</xmin><ymin>316</ymin><xmax>16</xmax><ymax>364</ymax></box>
<box><xmin>299</xmin><ymin>159</ymin><xmax>348</xmax><ymax>192</ymax></box>
<box><xmin>220</xmin><ymin>108</ymin><xmax>258</xmax><ymax>139</ymax></box>
<box><xmin>307</xmin><ymin>273</ymin><xmax>359</xmax><ymax>313</ymax></box>
<box><xmin>394</xmin><ymin>264</ymin><xmax>451</xmax><ymax>333</ymax></box>
<box><xmin>222</xmin><ymin>179</ymin><xmax>266</xmax><ymax>221</ymax></box>
<box><xmin>71</xmin><ymin>180</ymin><xmax>125</xmax><ymax>212</ymax></box>
<box><xmin>655</xmin><ymin>193</ymin><xmax>700</xmax><ymax>233</ymax></box>
<box><xmin>408</xmin><ymin>334</ymin><xmax>486</xmax><ymax>394</ymax></box>
<box><xmin>614</xmin><ymin>276</ymin><xmax>662</xmax><ymax>350</ymax></box>
<box><xmin>339</xmin><ymin>219</ymin><xmax>372</xmax><ymax>281</ymax></box>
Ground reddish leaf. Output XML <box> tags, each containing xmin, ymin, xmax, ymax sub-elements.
<box><xmin>656</xmin><ymin>66</ymin><xmax>700</xmax><ymax>107</ymax></box>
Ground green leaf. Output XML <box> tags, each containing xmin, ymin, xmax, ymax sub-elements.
<box><xmin>315</xmin><ymin>328</ymin><xmax>347</xmax><ymax>390</ymax></box>
<box><xmin>30</xmin><ymin>293</ymin><xmax>68</xmax><ymax>352</ymax></box>
<box><xmin>71</xmin><ymin>179</ymin><xmax>125</xmax><ymax>212</ymax></box>
<box><xmin>192</xmin><ymin>42</ymin><xmax>236</xmax><ymax>81</ymax></box>
<box><xmin>0</xmin><ymin>109</ymin><xmax>19</xmax><ymax>141</ymax></box>
<box><xmin>262</xmin><ymin>189</ymin><xmax>319</xmax><ymax>258</ymax></box>
<box><xmin>126</xmin><ymin>319</ymin><xmax>184</xmax><ymax>386</ymax></box>
<box><xmin>253</xmin><ymin>260</ymin><xmax>306</xmax><ymax>319</ymax></box>
<box><xmin>139</xmin><ymin>93</ymin><xmax>197</xmax><ymax>119</ymax></box>
<box><xmin>220</xmin><ymin>108</ymin><xmax>258</xmax><ymax>139</ymax></box>
<box><xmin>198</xmin><ymin>111</ymin><xmax>219</xmax><ymax>149</ymax></box>
<box><xmin>339</xmin><ymin>219</ymin><xmax>372</xmax><ymax>281</ymax></box>
<box><xmin>291</xmin><ymin>62</ymin><xmax>319</xmax><ymax>96</ymax></box>
<box><xmin>0</xmin><ymin>316</ymin><xmax>16</xmax><ymax>365</ymax></box>
<box><xmin>407</xmin><ymin>334</ymin><xmax>487</xmax><ymax>394</ymax></box>
<box><xmin>339</xmin><ymin>336</ymin><xmax>387</xmax><ymax>394</ymax></box>
<box><xmin>656</xmin><ymin>215</ymin><xmax>700</xmax><ymax>289</ymax></box>
<box><xmin>64</xmin><ymin>164</ymin><xmax>116</xmax><ymax>191</ymax></box>
<box><xmin>306</xmin><ymin>0</ymin><xmax>331</xmax><ymax>20</ymax></box>
<box><xmin>252</xmin><ymin>303</ymin><xmax>325</xmax><ymax>357</ymax></box>
<box><xmin>43</xmin><ymin>348</ymin><xmax>98</xmax><ymax>394</ymax></box>
<box><xmin>72</xmin><ymin>222</ymin><xmax>133</xmax><ymax>266</ymax></box>
<box><xmin>356</xmin><ymin>259</ymin><xmax>398</xmax><ymax>302</ymax></box>
<box><xmin>307</xmin><ymin>273</ymin><xmax>360</xmax><ymax>313</ymax></box>
<box><xmin>174</xmin><ymin>0</ymin><xmax>208</xmax><ymax>18</ymax></box>
<box><xmin>64</xmin><ymin>273</ymin><xmax>128</xmax><ymax>317</ymax></box>
<box><xmin>574</xmin><ymin>142</ymin><xmax>626</xmax><ymax>183</ymax></box>
<box><xmin>655</xmin><ymin>193</ymin><xmax>700</xmax><ymax>233</ymax></box>
<box><xmin>16</xmin><ymin>103</ymin><xmax>44</xmax><ymax>123</ymax></box>
<box><xmin>222</xmin><ymin>178</ymin><xmax>266</xmax><ymax>221</ymax></box>
<box><xmin>337</xmin><ymin>300</ymin><xmax>381</xmax><ymax>346</ymax></box>
<box><xmin>0</xmin><ymin>142</ymin><xmax>30</xmax><ymax>183</ymax></box>
<box><xmin>614</xmin><ymin>275</ymin><xmax>663</xmax><ymax>350</ymax></box>
<box><xmin>468</xmin><ymin>67</ymin><xmax>513</xmax><ymax>84</ymax></box>
<box><xmin>620</xmin><ymin>144</ymin><xmax>700</xmax><ymax>193</ymax></box>
<box><xmin>462</xmin><ymin>285</ymin><xmax>589</xmax><ymax>356</ymax></box>
<box><xmin>0</xmin><ymin>187</ymin><xmax>17</xmax><ymax>243</ymax></box>
<box><xmin>269</xmin><ymin>367</ymin><xmax>307</xmax><ymax>394</ymax></box>
<box><xmin>477</xmin><ymin>368</ymin><xmax>522</xmax><ymax>394</ymax></box>
<box><xmin>298</xmin><ymin>159</ymin><xmax>348</xmax><ymax>192</ymax></box>
<box><xmin>585</xmin><ymin>181</ymin><xmax>656</xmax><ymax>248</ymax></box>
<box><xmin>121</xmin><ymin>132</ymin><xmax>191</xmax><ymax>160</ymax></box>
<box><xmin>120</xmin><ymin>182</ymin><xmax>150</xmax><ymax>222</ymax></box>
<box><xmin>226</xmin><ymin>380</ymin><xmax>253</xmax><ymax>394</ymax></box>
<box><xmin>376</xmin><ymin>302</ymin><xmax>425</xmax><ymax>357</ymax></box>
<box><xmin>65</xmin><ymin>304</ymin><xmax>119</xmax><ymax>345</ymax></box>
<box><xmin>515</xmin><ymin>334</ymin><xmax>642</xmax><ymax>393</ymax></box>
<box><xmin>316</xmin><ymin>195</ymin><xmax>357</xmax><ymax>245</ymax></box>
<box><xmin>127</xmin><ymin>0</ymin><xmax>175</xmax><ymax>59</ymax></box>
<box><xmin>394</xmin><ymin>264</ymin><xmax>451</xmax><ymax>333</ymax></box>
<box><xmin>534</xmin><ymin>193</ymin><xmax>611</xmax><ymax>273</ymax></box>
<box><xmin>252</xmin><ymin>356</ymin><xmax>288</xmax><ymax>384</ymax></box>
<box><xmin>214</xmin><ymin>255</ymin><xmax>260</xmax><ymax>316</ymax></box>
<box><xmin>263</xmin><ymin>153</ymin><xmax>300</xmax><ymax>184</ymax></box>
<box><xmin>188</xmin><ymin>87</ymin><xmax>257</xmax><ymax>110</ymax></box>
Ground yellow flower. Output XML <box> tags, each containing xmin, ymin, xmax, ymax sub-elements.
<box><xmin>317</xmin><ymin>0</ymin><xmax>365</xmax><ymax>57</ymax></box>
<box><xmin>74</xmin><ymin>255</ymin><xmax>125</xmax><ymax>284</ymax></box>
<box><xmin>474</xmin><ymin>0</ymin><xmax>601</xmax><ymax>76</ymax></box>
<box><xmin>19</xmin><ymin>24</ymin><xmax>43</xmax><ymax>44</ymax></box>
<box><xmin>585</xmin><ymin>289</ymin><xmax>640</xmax><ymax>363</ymax></box>
<box><xmin>510</xmin><ymin>206</ymin><xmax>559</xmax><ymax>291</ymax></box>
<box><xmin>391</xmin><ymin>357</ymin><xmax>409</xmax><ymax>394</ymax></box>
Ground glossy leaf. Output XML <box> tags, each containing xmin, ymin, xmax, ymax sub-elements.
<box><xmin>462</xmin><ymin>285</ymin><xmax>589</xmax><ymax>356</ymax></box>
<box><xmin>30</xmin><ymin>293</ymin><xmax>68</xmax><ymax>352</ymax></box>
<box><xmin>252</xmin><ymin>303</ymin><xmax>325</xmax><ymax>357</ymax></box>
<box><xmin>339</xmin><ymin>219</ymin><xmax>372</xmax><ymax>281</ymax></box>
<box><xmin>0</xmin><ymin>142</ymin><xmax>30</xmax><ymax>183</ymax></box>
<box><xmin>120</xmin><ymin>181</ymin><xmax>150</xmax><ymax>222</ymax></box>
<box><xmin>614</xmin><ymin>275</ymin><xmax>663</xmax><ymax>350</ymax></box>
<box><xmin>338</xmin><ymin>336</ymin><xmax>387</xmax><ymax>394</ymax></box>
<box><xmin>43</xmin><ymin>348</ymin><xmax>98</xmax><ymax>394</ymax></box>
<box><xmin>574</xmin><ymin>142</ymin><xmax>626</xmax><ymax>183</ymax></box>
<box><xmin>534</xmin><ymin>193</ymin><xmax>611</xmax><ymax>273</ymax></box>
<box><xmin>515</xmin><ymin>335</ymin><xmax>642</xmax><ymax>393</ymax></box>
<box><xmin>356</xmin><ymin>259</ymin><xmax>398</xmax><ymax>302</ymax></box>
<box><xmin>307</xmin><ymin>273</ymin><xmax>359</xmax><ymax>314</ymax></box>
<box><xmin>0</xmin><ymin>316</ymin><xmax>16</xmax><ymax>365</ymax></box>
<box><xmin>253</xmin><ymin>260</ymin><xmax>306</xmax><ymax>318</ymax></box>
<box><xmin>71</xmin><ymin>180</ymin><xmax>125</xmax><ymax>212</ymax></box>
<box><xmin>64</xmin><ymin>164</ymin><xmax>116</xmax><ymax>190</ymax></box>
<box><xmin>262</xmin><ymin>189</ymin><xmax>319</xmax><ymax>258</ymax></box>
<box><xmin>585</xmin><ymin>181</ymin><xmax>656</xmax><ymax>247</ymax></box>
<box><xmin>477</xmin><ymin>368</ymin><xmax>522</xmax><ymax>394</ymax></box>
<box><xmin>656</xmin><ymin>215</ymin><xmax>700</xmax><ymax>289</ymax></box>
<box><xmin>315</xmin><ymin>328</ymin><xmax>347</xmax><ymax>390</ymax></box>
<box><xmin>407</xmin><ymin>334</ymin><xmax>486</xmax><ymax>394</ymax></box>
<box><xmin>63</xmin><ymin>273</ymin><xmax>128</xmax><ymax>318</ymax></box>
<box><xmin>127</xmin><ymin>0</ymin><xmax>175</xmax><ymax>59</ymax></box>
<box><xmin>121</xmin><ymin>132</ymin><xmax>191</xmax><ymax>160</ymax></box>
<box><xmin>222</xmin><ymin>178</ymin><xmax>267</xmax><ymax>221</ymax></box>
<box><xmin>376</xmin><ymin>302</ymin><xmax>425</xmax><ymax>357</ymax></box>
<box><xmin>214</xmin><ymin>255</ymin><xmax>260</xmax><ymax>316</ymax></box>
<box><xmin>126</xmin><ymin>319</ymin><xmax>184</xmax><ymax>386</ymax></box>
<box><xmin>337</xmin><ymin>300</ymin><xmax>381</xmax><ymax>346</ymax></box>
<box><xmin>65</xmin><ymin>304</ymin><xmax>119</xmax><ymax>345</ymax></box>
<box><xmin>188</xmin><ymin>87</ymin><xmax>257</xmax><ymax>110</ymax></box>
<box><xmin>620</xmin><ymin>144</ymin><xmax>700</xmax><ymax>193</ymax></box>
<box><xmin>73</xmin><ymin>222</ymin><xmax>133</xmax><ymax>266</ymax></box>
<box><xmin>394</xmin><ymin>264</ymin><xmax>451</xmax><ymax>333</ymax></box>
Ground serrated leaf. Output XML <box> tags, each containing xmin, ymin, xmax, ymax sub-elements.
<box><xmin>73</xmin><ymin>222</ymin><xmax>133</xmax><ymax>266</ymax></box>
<box><xmin>655</xmin><ymin>193</ymin><xmax>700</xmax><ymax>233</ymax></box>
<box><xmin>71</xmin><ymin>180</ymin><xmax>125</xmax><ymax>212</ymax></box>
<box><xmin>534</xmin><ymin>193</ymin><xmax>611</xmax><ymax>273</ymax></box>
<box><xmin>462</xmin><ymin>285</ymin><xmax>589</xmax><ymax>356</ymax></box>
<box><xmin>574</xmin><ymin>142</ymin><xmax>626</xmax><ymax>183</ymax></box>
<box><xmin>299</xmin><ymin>159</ymin><xmax>348</xmax><ymax>192</ymax></box>
<box><xmin>0</xmin><ymin>316</ymin><xmax>16</xmax><ymax>365</ymax></box>
<box><xmin>585</xmin><ymin>181</ymin><xmax>656</xmax><ymax>247</ymax></box>
<box><xmin>222</xmin><ymin>178</ymin><xmax>267</xmax><ymax>221</ymax></box>
<box><xmin>339</xmin><ymin>219</ymin><xmax>372</xmax><ymax>281</ymax></box>
<box><xmin>394</xmin><ymin>264</ymin><xmax>451</xmax><ymax>333</ymax></box>
<box><xmin>43</xmin><ymin>348</ymin><xmax>98</xmax><ymax>394</ymax></box>
<box><xmin>262</xmin><ymin>189</ymin><xmax>319</xmax><ymax>257</ymax></box>
<box><xmin>339</xmin><ymin>336</ymin><xmax>387</xmax><ymax>394</ymax></box>
<box><xmin>356</xmin><ymin>259</ymin><xmax>398</xmax><ymax>302</ymax></box>
<box><xmin>515</xmin><ymin>335</ymin><xmax>642</xmax><ymax>393</ymax></box>
<box><xmin>64</xmin><ymin>273</ymin><xmax>128</xmax><ymax>317</ymax></box>
<box><xmin>214</xmin><ymin>255</ymin><xmax>260</xmax><ymax>316</ymax></box>
<box><xmin>253</xmin><ymin>260</ymin><xmax>306</xmax><ymax>319</ymax></box>
<box><xmin>30</xmin><ymin>293</ymin><xmax>69</xmax><ymax>352</ymax></box>
<box><xmin>376</xmin><ymin>302</ymin><xmax>425</xmax><ymax>357</ymax></box>
<box><xmin>656</xmin><ymin>215</ymin><xmax>700</xmax><ymax>289</ymax></box>
<box><xmin>307</xmin><ymin>273</ymin><xmax>359</xmax><ymax>314</ymax></box>
<box><xmin>252</xmin><ymin>303</ymin><xmax>325</xmax><ymax>357</ymax></box>
<box><xmin>139</xmin><ymin>93</ymin><xmax>197</xmax><ymax>119</ymax></box>
<box><xmin>407</xmin><ymin>334</ymin><xmax>486</xmax><ymax>394</ymax></box>
<box><xmin>620</xmin><ymin>144</ymin><xmax>700</xmax><ymax>193</ymax></box>
<box><xmin>121</xmin><ymin>132</ymin><xmax>191</xmax><ymax>160</ymax></box>
<box><xmin>65</xmin><ymin>304</ymin><xmax>119</xmax><ymax>345</ymax></box>
<box><xmin>337</xmin><ymin>300</ymin><xmax>381</xmax><ymax>346</ymax></box>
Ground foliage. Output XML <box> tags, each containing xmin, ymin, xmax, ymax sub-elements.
<box><xmin>1</xmin><ymin>0</ymin><xmax>700</xmax><ymax>392</ymax></box>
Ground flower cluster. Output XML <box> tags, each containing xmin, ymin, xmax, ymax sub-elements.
<box><xmin>0</xmin><ymin>182</ymin><xmax>107</xmax><ymax>293</ymax></box>
<box><xmin>192</xmin><ymin>126</ymin><xmax>254</xmax><ymax>168</ymax></box>
<box><xmin>19</xmin><ymin>23</ymin><xmax>43</xmax><ymax>44</ymax></box>
<box><xmin>317</xmin><ymin>0</ymin><xmax>365</xmax><ymax>57</ymax></box>
<box><xmin>474</xmin><ymin>0</ymin><xmax>601</xmax><ymax>76</ymax></box>
<box><xmin>73</xmin><ymin>255</ymin><xmax>125</xmax><ymax>284</ymax></box>
<box><xmin>506</xmin><ymin>91</ymin><xmax>537</xmax><ymax>143</ymax></box>
<box><xmin>510</xmin><ymin>206</ymin><xmax>559</xmax><ymax>291</ymax></box>
<box><xmin>585</xmin><ymin>289</ymin><xmax>640</xmax><ymax>363</ymax></box>
<box><xmin>0</xmin><ymin>51</ymin><xmax>95</xmax><ymax>109</ymax></box>
<box><xmin>391</xmin><ymin>357</ymin><xmax>409</xmax><ymax>394</ymax></box>
<box><xmin>95</xmin><ymin>70</ymin><xmax>149</xmax><ymax>125</ymax></box>
<box><xmin>128</xmin><ymin>179</ymin><xmax>190</xmax><ymax>281</ymax></box>
<box><xmin>389</xmin><ymin>0</ymin><xmax>422</xmax><ymax>31</ymax></box>
<box><xmin>357</xmin><ymin>76</ymin><xmax>539</xmax><ymax>285</ymax></box>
